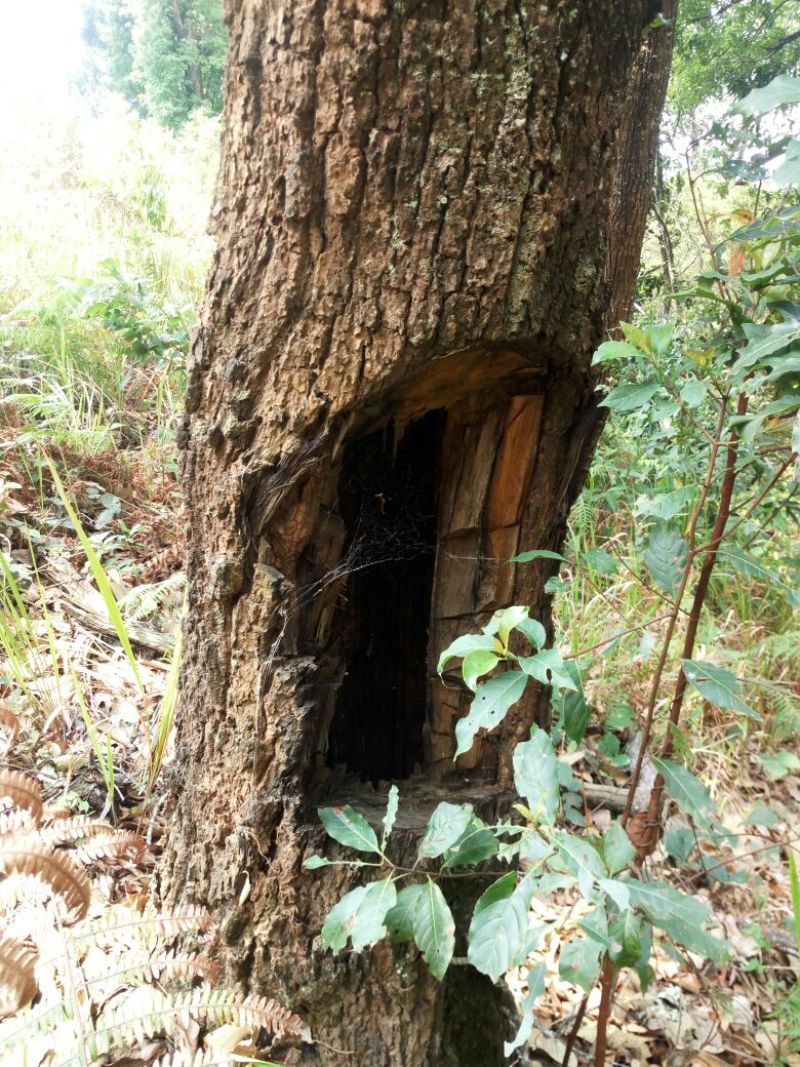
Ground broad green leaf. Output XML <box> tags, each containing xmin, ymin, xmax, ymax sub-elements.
<box><xmin>736</xmin><ymin>320</ymin><xmax>800</xmax><ymax>367</ymax></box>
<box><xmin>515</xmin><ymin>617</ymin><xmax>547</xmax><ymax>650</ymax></box>
<box><xmin>759</xmin><ymin>750</ymin><xmax>800</xmax><ymax>781</ymax></box>
<box><xmin>582</xmin><ymin>548</ymin><xmax>618</xmax><ymax>576</ymax></box>
<box><xmin>719</xmin><ymin>546</ymin><xmax>798</xmax><ymax>605</ymax></box>
<box><xmin>592</xmin><ymin>339</ymin><xmax>643</xmax><ymax>365</ymax></box>
<box><xmin>743</xmin><ymin>804</ymin><xmax>779</xmax><ymax>829</ymax></box>
<box><xmin>503</xmin><ymin>963</ymin><xmax>546</xmax><ymax>1057</ymax></box>
<box><xmin>645</xmin><ymin>323</ymin><xmax>673</xmax><ymax>357</ymax></box>
<box><xmin>579</xmin><ymin>907</ymin><xmax>611</xmax><ymax>948</ymax></box>
<box><xmin>322</xmin><ymin>879</ymin><xmax>397</xmax><ymax>952</ymax></box>
<box><xmin>603</xmin><ymin>822</ymin><xmax>635</xmax><ymax>874</ymax></box>
<box><xmin>774</xmin><ymin>139</ymin><xmax>800</xmax><ymax>187</ymax></box>
<box><xmin>554</xmin><ymin>832</ymin><xmax>607</xmax><ymax>899</ymax></box>
<box><xmin>635</xmin><ymin>487</ymin><xmax>694</xmax><ymax>521</ymax></box>
<box><xmin>600</xmin><ymin>877</ymin><xmax>630</xmax><ymax>911</ymax></box>
<box><xmin>454</xmin><ymin>671</ymin><xmax>528</xmax><ymax>757</ymax></box>
<box><xmin>381</xmin><ymin>785</ymin><xmax>399</xmax><ymax>848</ymax></box>
<box><xmin>443</xmin><ymin>815</ymin><xmax>499</xmax><ymax>868</ymax></box>
<box><xmin>519</xmin><ymin>647</ymin><xmax>578</xmax><ymax>692</ymax></box>
<box><xmin>652</xmin><ymin>758</ymin><xmax>716</xmax><ymax>825</ymax></box>
<box><xmin>625</xmin><ymin>880</ymin><xmax>731</xmax><ymax>962</ymax></box>
<box><xmin>437</xmin><ymin>633</ymin><xmax>500</xmax><ymax>674</ymax></box>
<box><xmin>468</xmin><ymin>873</ymin><xmax>535</xmax><ymax>982</ymax></box>
<box><xmin>413</xmin><ymin>879</ymin><xmax>455</xmax><ymax>979</ymax></box>
<box><xmin>418</xmin><ymin>802</ymin><xmax>474</xmax><ymax>859</ymax></box>
<box><xmin>644</xmin><ymin>526</ymin><xmax>688</xmax><ymax>596</ymax></box>
<box><xmin>319</xmin><ymin>805</ymin><xmax>381</xmax><ymax>854</ymax></box>
<box><xmin>789</xmin><ymin>853</ymin><xmax>800</xmax><ymax>957</ymax></box>
<box><xmin>385</xmin><ymin>883</ymin><xmax>424</xmax><ymax>942</ymax></box>
<box><xmin>621</xmin><ymin>320</ymin><xmax>649</xmax><ymax>351</ymax></box>
<box><xmin>680</xmin><ymin>379</ymin><xmax>708</xmax><ymax>408</ymax></box>
<box><xmin>495</xmin><ymin>605</ymin><xmax>530</xmax><ymax>645</ymax></box>
<box><xmin>733</xmin><ymin>74</ymin><xmax>800</xmax><ymax>116</ymax></box>
<box><xmin>552</xmin><ymin>660</ymin><xmax>592</xmax><ymax>743</ymax></box>
<box><xmin>599</xmin><ymin>382</ymin><xmax>662</xmax><ymax>412</ymax></box>
<box><xmin>462</xmin><ymin>649</ymin><xmax>500</xmax><ymax>692</ymax></box>
<box><xmin>519</xmin><ymin>831</ymin><xmax>554</xmax><ymax>866</ymax></box>
<box><xmin>609</xmin><ymin>909</ymin><xmax>644</xmax><ymax>968</ymax></box>
<box><xmin>664</xmin><ymin>827</ymin><xmax>695</xmax><ymax>864</ymax></box>
<box><xmin>513</xmin><ymin>728</ymin><xmax>559</xmax><ymax>826</ymax></box>
<box><xmin>682</xmin><ymin>659</ymin><xmax>759</xmax><ymax>719</ymax></box>
<box><xmin>559</xmin><ymin>939</ymin><xmax>602</xmax><ymax>992</ymax></box>
<box><xmin>509</xmin><ymin>549</ymin><xmax>566</xmax><ymax>564</ymax></box>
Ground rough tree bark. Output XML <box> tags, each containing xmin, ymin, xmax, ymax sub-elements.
<box><xmin>161</xmin><ymin>3</ymin><xmax>674</xmax><ymax>1064</ymax></box>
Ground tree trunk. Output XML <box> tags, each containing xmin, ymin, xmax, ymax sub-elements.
<box><xmin>161</xmin><ymin>3</ymin><xmax>674</xmax><ymax>1064</ymax></box>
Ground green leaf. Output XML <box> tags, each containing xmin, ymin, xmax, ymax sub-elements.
<box><xmin>759</xmin><ymin>750</ymin><xmax>800</xmax><ymax>781</ymax></box>
<box><xmin>443</xmin><ymin>815</ymin><xmax>499</xmax><ymax>868</ymax></box>
<box><xmin>385</xmin><ymin>883</ymin><xmax>424</xmax><ymax>942</ymax></box>
<box><xmin>318</xmin><ymin>805</ymin><xmax>381</xmax><ymax>854</ymax></box>
<box><xmin>509</xmin><ymin>549</ymin><xmax>566</xmax><ymax>564</ymax></box>
<box><xmin>554</xmin><ymin>832</ymin><xmax>607</xmax><ymax>899</ymax></box>
<box><xmin>559</xmin><ymin>939</ymin><xmax>602</xmax><ymax>992</ymax></box>
<box><xmin>437</xmin><ymin>633</ymin><xmax>500</xmax><ymax>674</ymax></box>
<box><xmin>519</xmin><ymin>647</ymin><xmax>578</xmax><ymax>692</ymax></box>
<box><xmin>603</xmin><ymin>822</ymin><xmax>635</xmax><ymax>875</ymax></box>
<box><xmin>592</xmin><ymin>340</ymin><xmax>644</xmax><ymax>365</ymax></box>
<box><xmin>789</xmin><ymin>853</ymin><xmax>800</xmax><ymax>957</ymax></box>
<box><xmin>503</xmin><ymin>963</ymin><xmax>546</xmax><ymax>1057</ymax></box>
<box><xmin>582</xmin><ymin>547</ymin><xmax>618</xmax><ymax>576</ymax></box>
<box><xmin>418</xmin><ymin>802</ymin><xmax>474</xmax><ymax>860</ymax></box>
<box><xmin>454</xmin><ymin>671</ymin><xmax>528</xmax><ymax>757</ymax></box>
<box><xmin>682</xmin><ymin>659</ymin><xmax>760</xmax><ymax>719</ymax></box>
<box><xmin>552</xmin><ymin>660</ymin><xmax>592</xmax><ymax>743</ymax></box>
<box><xmin>600</xmin><ymin>877</ymin><xmax>630</xmax><ymax>911</ymax></box>
<box><xmin>609</xmin><ymin>910</ymin><xmax>644</xmax><ymax>968</ymax></box>
<box><xmin>515</xmin><ymin>617</ymin><xmax>547</xmax><ymax>650</ymax></box>
<box><xmin>599</xmin><ymin>382</ymin><xmax>662</xmax><ymax>412</ymax></box>
<box><xmin>381</xmin><ymin>785</ymin><xmax>399</xmax><ymax>849</ymax></box>
<box><xmin>635</xmin><ymin>487</ymin><xmax>694</xmax><ymax>521</ymax></box>
<box><xmin>513</xmin><ymin>728</ymin><xmax>559</xmax><ymax>826</ymax></box>
<box><xmin>321</xmin><ymin>879</ymin><xmax>397</xmax><ymax>953</ymax></box>
<box><xmin>644</xmin><ymin>526</ymin><xmax>689</xmax><ymax>596</ymax></box>
<box><xmin>737</xmin><ymin>320</ymin><xmax>800</xmax><ymax>367</ymax></box>
<box><xmin>645</xmin><ymin>323</ymin><xmax>673</xmax><ymax>357</ymax></box>
<box><xmin>468</xmin><ymin>873</ymin><xmax>535</xmax><ymax>982</ymax></box>
<box><xmin>413</xmin><ymin>879</ymin><xmax>455</xmax><ymax>979</ymax></box>
<box><xmin>625</xmin><ymin>880</ymin><xmax>731</xmax><ymax>962</ymax></box>
<box><xmin>680</xmin><ymin>379</ymin><xmax>708</xmax><ymax>408</ymax></box>
<box><xmin>733</xmin><ymin>74</ymin><xmax>800</xmax><ymax>116</ymax></box>
<box><xmin>495</xmin><ymin>605</ymin><xmax>530</xmax><ymax>645</ymax></box>
<box><xmin>462</xmin><ymin>649</ymin><xmax>500</xmax><ymax>692</ymax></box>
<box><xmin>652</xmin><ymin>758</ymin><xmax>716</xmax><ymax>825</ymax></box>
<box><xmin>621</xmin><ymin>321</ymin><xmax>649</xmax><ymax>351</ymax></box>
<box><xmin>303</xmin><ymin>855</ymin><xmax>333</xmax><ymax>870</ymax></box>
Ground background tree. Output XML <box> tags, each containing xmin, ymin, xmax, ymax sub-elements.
<box><xmin>160</xmin><ymin>3</ymin><xmax>675</xmax><ymax>1064</ymax></box>
<box><xmin>82</xmin><ymin>0</ymin><xmax>226</xmax><ymax>128</ymax></box>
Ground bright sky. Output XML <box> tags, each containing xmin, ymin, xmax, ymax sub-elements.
<box><xmin>0</xmin><ymin>1</ymin><xmax>87</xmax><ymax>114</ymax></box>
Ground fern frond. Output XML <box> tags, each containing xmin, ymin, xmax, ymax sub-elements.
<box><xmin>0</xmin><ymin>938</ymin><xmax>38</xmax><ymax>1016</ymax></box>
<box><xmin>120</xmin><ymin>572</ymin><xmax>185</xmax><ymax>622</ymax></box>
<box><xmin>0</xmin><ymin>706</ymin><xmax>18</xmax><ymax>757</ymax></box>
<box><xmin>68</xmin><ymin>905</ymin><xmax>213</xmax><ymax>946</ymax></box>
<box><xmin>0</xmin><ymin>844</ymin><xmax>90</xmax><ymax>921</ymax></box>
<box><xmin>35</xmin><ymin>816</ymin><xmax>113</xmax><ymax>847</ymax></box>
<box><xmin>76</xmin><ymin>830</ymin><xmax>147</xmax><ymax>864</ymax></box>
<box><xmin>84</xmin><ymin>988</ymin><xmax>306</xmax><ymax>1059</ymax></box>
<box><xmin>73</xmin><ymin>949</ymin><xmax>221</xmax><ymax>992</ymax></box>
<box><xmin>0</xmin><ymin>770</ymin><xmax>42</xmax><ymax>823</ymax></box>
<box><xmin>152</xmin><ymin>1053</ymin><xmax>282</xmax><ymax>1067</ymax></box>
<box><xmin>0</xmin><ymin>809</ymin><xmax>36</xmax><ymax>837</ymax></box>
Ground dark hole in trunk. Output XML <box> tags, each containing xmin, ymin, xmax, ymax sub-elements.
<box><xmin>327</xmin><ymin>410</ymin><xmax>445</xmax><ymax>783</ymax></box>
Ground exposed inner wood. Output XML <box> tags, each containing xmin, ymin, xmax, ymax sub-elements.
<box><xmin>299</xmin><ymin>348</ymin><xmax>546</xmax><ymax>788</ymax></box>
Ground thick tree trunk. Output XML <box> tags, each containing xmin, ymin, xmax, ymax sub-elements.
<box><xmin>161</xmin><ymin>3</ymin><xmax>674</xmax><ymax>1064</ymax></box>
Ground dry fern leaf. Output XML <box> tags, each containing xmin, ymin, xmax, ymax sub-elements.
<box><xmin>36</xmin><ymin>816</ymin><xmax>113</xmax><ymax>847</ymax></box>
<box><xmin>0</xmin><ymin>770</ymin><xmax>43</xmax><ymax>824</ymax></box>
<box><xmin>76</xmin><ymin>830</ymin><xmax>147</xmax><ymax>864</ymax></box>
<box><xmin>70</xmin><ymin>904</ymin><xmax>214</xmax><ymax>946</ymax></box>
<box><xmin>152</xmin><ymin>1054</ymin><xmax>245</xmax><ymax>1067</ymax></box>
<box><xmin>0</xmin><ymin>808</ymin><xmax>36</xmax><ymax>837</ymax></box>
<box><xmin>0</xmin><ymin>843</ymin><xmax>90</xmax><ymax>921</ymax></box>
<box><xmin>0</xmin><ymin>706</ymin><xmax>18</xmax><ymax>758</ymax></box>
<box><xmin>0</xmin><ymin>937</ymin><xmax>38</xmax><ymax>1016</ymax></box>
